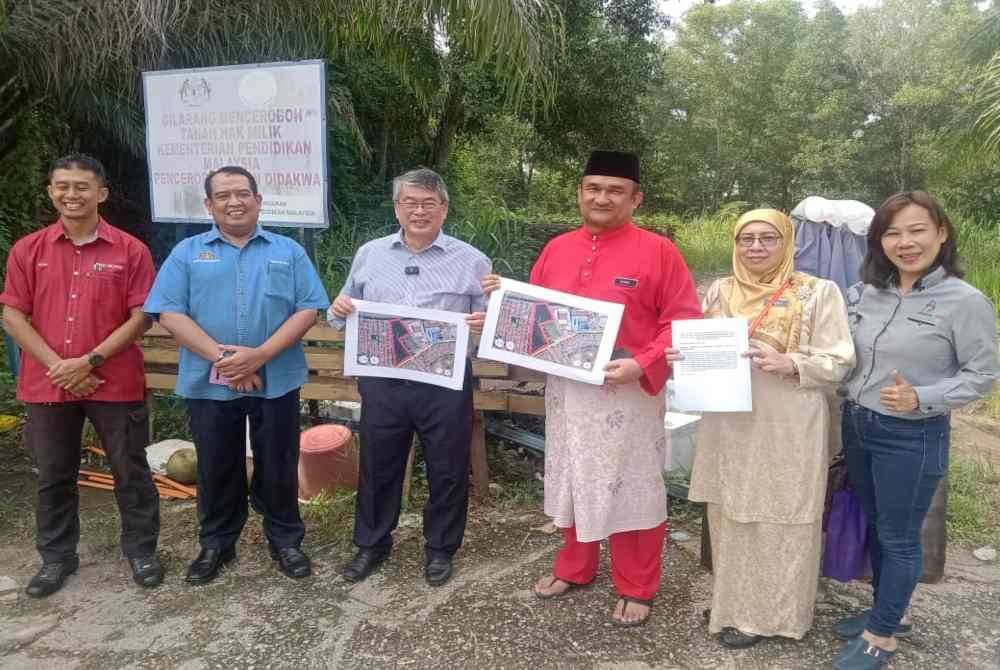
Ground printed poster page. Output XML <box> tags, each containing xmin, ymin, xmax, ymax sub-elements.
<box><xmin>344</xmin><ymin>301</ymin><xmax>470</xmax><ymax>391</ymax></box>
<box><xmin>670</xmin><ymin>317</ymin><xmax>752</xmax><ymax>412</ymax></box>
<box><xmin>477</xmin><ymin>278</ymin><xmax>624</xmax><ymax>385</ymax></box>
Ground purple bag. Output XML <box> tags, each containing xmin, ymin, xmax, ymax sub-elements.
<box><xmin>822</xmin><ymin>489</ymin><xmax>870</xmax><ymax>582</ymax></box>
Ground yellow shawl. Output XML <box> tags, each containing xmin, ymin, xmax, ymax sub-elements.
<box><xmin>710</xmin><ymin>208</ymin><xmax>818</xmax><ymax>353</ymax></box>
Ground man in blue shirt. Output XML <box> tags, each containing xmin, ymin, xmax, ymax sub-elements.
<box><xmin>144</xmin><ymin>166</ymin><xmax>329</xmax><ymax>584</ymax></box>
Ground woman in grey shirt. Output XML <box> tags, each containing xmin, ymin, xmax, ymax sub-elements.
<box><xmin>832</xmin><ymin>191</ymin><xmax>999</xmax><ymax>670</ymax></box>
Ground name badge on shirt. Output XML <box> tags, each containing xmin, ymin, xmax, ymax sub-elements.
<box><xmin>613</xmin><ymin>277</ymin><xmax>639</xmax><ymax>289</ymax></box>
<box><xmin>405</xmin><ymin>266</ymin><xmax>420</xmax><ymax>276</ymax></box>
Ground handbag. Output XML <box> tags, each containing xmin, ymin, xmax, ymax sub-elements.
<box><xmin>822</xmin><ymin>487</ymin><xmax>871</xmax><ymax>582</ymax></box>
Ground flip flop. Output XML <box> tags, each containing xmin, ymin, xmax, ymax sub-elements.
<box><xmin>532</xmin><ymin>575</ymin><xmax>592</xmax><ymax>600</ymax></box>
<box><xmin>613</xmin><ymin>596</ymin><xmax>654</xmax><ymax>627</ymax></box>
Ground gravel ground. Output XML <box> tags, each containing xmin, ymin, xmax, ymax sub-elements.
<box><xmin>1</xmin><ymin>499</ymin><xmax>998</xmax><ymax>670</ymax></box>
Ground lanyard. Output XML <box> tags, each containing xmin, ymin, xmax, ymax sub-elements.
<box><xmin>748</xmin><ymin>278</ymin><xmax>792</xmax><ymax>340</ymax></box>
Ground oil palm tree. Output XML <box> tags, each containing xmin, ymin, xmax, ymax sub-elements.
<box><xmin>0</xmin><ymin>0</ymin><xmax>563</xmax><ymax>160</ymax></box>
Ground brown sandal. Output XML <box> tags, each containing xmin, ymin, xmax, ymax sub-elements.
<box><xmin>613</xmin><ymin>596</ymin><xmax>654</xmax><ymax>627</ymax></box>
<box><xmin>532</xmin><ymin>575</ymin><xmax>592</xmax><ymax>600</ymax></box>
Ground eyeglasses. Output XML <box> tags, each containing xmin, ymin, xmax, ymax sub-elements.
<box><xmin>396</xmin><ymin>200</ymin><xmax>443</xmax><ymax>212</ymax></box>
<box><xmin>211</xmin><ymin>189</ymin><xmax>255</xmax><ymax>204</ymax></box>
<box><xmin>736</xmin><ymin>234</ymin><xmax>783</xmax><ymax>248</ymax></box>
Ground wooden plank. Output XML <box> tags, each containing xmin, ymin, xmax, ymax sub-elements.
<box><xmin>506</xmin><ymin>394</ymin><xmax>546</xmax><ymax>416</ymax></box>
<box><xmin>143</xmin><ymin>348</ymin><xmax>179</xmax><ymax>365</ymax></box>
<box><xmin>303</xmin><ymin>324</ymin><xmax>344</xmax><ymax>342</ymax></box>
<box><xmin>146</xmin><ymin>372</ymin><xmax>178</xmax><ymax>391</ymax></box>
<box><xmin>146</xmin><ymin>321</ymin><xmax>344</xmax><ymax>343</ymax></box>
<box><xmin>147</xmin><ymin>372</ymin><xmax>524</xmax><ymax>412</ymax></box>
<box><xmin>472</xmin><ymin>391</ymin><xmax>508</xmax><ymax>412</ymax></box>
<box><xmin>471</xmin><ymin>360</ymin><xmax>508</xmax><ymax>378</ymax></box>
<box><xmin>506</xmin><ymin>366</ymin><xmax>547</xmax><ymax>382</ymax></box>
<box><xmin>470</xmin><ymin>411</ymin><xmax>490</xmax><ymax>500</ymax></box>
<box><xmin>304</xmin><ymin>348</ymin><xmax>344</xmax><ymax>371</ymax></box>
<box><xmin>301</xmin><ymin>377</ymin><xmax>361</xmax><ymax>401</ymax></box>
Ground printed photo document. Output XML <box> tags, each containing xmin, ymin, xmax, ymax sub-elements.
<box><xmin>477</xmin><ymin>278</ymin><xmax>624</xmax><ymax>385</ymax></box>
<box><xmin>344</xmin><ymin>300</ymin><xmax>470</xmax><ymax>391</ymax></box>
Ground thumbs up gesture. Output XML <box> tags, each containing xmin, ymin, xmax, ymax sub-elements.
<box><xmin>879</xmin><ymin>369</ymin><xmax>920</xmax><ymax>412</ymax></box>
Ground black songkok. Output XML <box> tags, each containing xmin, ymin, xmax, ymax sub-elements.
<box><xmin>583</xmin><ymin>150</ymin><xmax>640</xmax><ymax>183</ymax></box>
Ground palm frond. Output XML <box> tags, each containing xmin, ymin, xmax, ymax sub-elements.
<box><xmin>974</xmin><ymin>51</ymin><xmax>1000</xmax><ymax>152</ymax></box>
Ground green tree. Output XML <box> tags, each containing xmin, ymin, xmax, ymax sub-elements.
<box><xmin>643</xmin><ymin>0</ymin><xmax>804</xmax><ymax>211</ymax></box>
<box><xmin>845</xmin><ymin>0</ymin><xmax>980</xmax><ymax>200</ymax></box>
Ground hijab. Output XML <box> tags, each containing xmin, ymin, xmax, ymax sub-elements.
<box><xmin>713</xmin><ymin>208</ymin><xmax>817</xmax><ymax>353</ymax></box>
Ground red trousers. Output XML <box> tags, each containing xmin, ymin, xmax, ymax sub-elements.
<box><xmin>552</xmin><ymin>521</ymin><xmax>668</xmax><ymax>600</ymax></box>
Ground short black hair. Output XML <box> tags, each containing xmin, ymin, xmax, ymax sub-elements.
<box><xmin>48</xmin><ymin>154</ymin><xmax>107</xmax><ymax>186</ymax></box>
<box><xmin>860</xmin><ymin>190</ymin><xmax>963</xmax><ymax>289</ymax></box>
<box><xmin>204</xmin><ymin>166</ymin><xmax>259</xmax><ymax>198</ymax></box>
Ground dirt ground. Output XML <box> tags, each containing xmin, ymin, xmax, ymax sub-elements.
<box><xmin>1</xmin><ymin>419</ymin><xmax>999</xmax><ymax>670</ymax></box>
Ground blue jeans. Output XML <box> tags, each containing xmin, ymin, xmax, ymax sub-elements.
<box><xmin>841</xmin><ymin>401</ymin><xmax>949</xmax><ymax>637</ymax></box>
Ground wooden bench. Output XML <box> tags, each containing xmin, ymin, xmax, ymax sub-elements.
<box><xmin>140</xmin><ymin>322</ymin><xmax>546</xmax><ymax>498</ymax></box>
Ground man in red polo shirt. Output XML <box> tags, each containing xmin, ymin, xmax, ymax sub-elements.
<box><xmin>1</xmin><ymin>154</ymin><xmax>162</xmax><ymax>597</ymax></box>
<box><xmin>480</xmin><ymin>151</ymin><xmax>702</xmax><ymax>627</ymax></box>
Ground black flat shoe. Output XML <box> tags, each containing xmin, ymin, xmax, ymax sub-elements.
<box><xmin>425</xmin><ymin>555</ymin><xmax>452</xmax><ymax>587</ymax></box>
<box><xmin>720</xmin><ymin>627</ymin><xmax>764</xmax><ymax>649</ymax></box>
<box><xmin>342</xmin><ymin>548</ymin><xmax>390</xmax><ymax>583</ymax></box>
<box><xmin>185</xmin><ymin>546</ymin><xmax>235</xmax><ymax>584</ymax></box>
<box><xmin>26</xmin><ymin>556</ymin><xmax>80</xmax><ymax>598</ymax></box>
<box><xmin>270</xmin><ymin>545</ymin><xmax>312</xmax><ymax>579</ymax></box>
<box><xmin>129</xmin><ymin>555</ymin><xmax>165</xmax><ymax>588</ymax></box>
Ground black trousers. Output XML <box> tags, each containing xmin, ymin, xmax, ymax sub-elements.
<box><xmin>186</xmin><ymin>390</ymin><xmax>304</xmax><ymax>550</ymax></box>
<box><xmin>354</xmin><ymin>371</ymin><xmax>473</xmax><ymax>559</ymax></box>
<box><xmin>25</xmin><ymin>401</ymin><xmax>160</xmax><ymax>563</ymax></box>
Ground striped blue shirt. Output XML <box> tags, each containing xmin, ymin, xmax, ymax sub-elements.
<box><xmin>327</xmin><ymin>229</ymin><xmax>490</xmax><ymax>327</ymax></box>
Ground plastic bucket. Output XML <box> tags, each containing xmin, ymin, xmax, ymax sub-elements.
<box><xmin>298</xmin><ymin>424</ymin><xmax>358</xmax><ymax>500</ymax></box>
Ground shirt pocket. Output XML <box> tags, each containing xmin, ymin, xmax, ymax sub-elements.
<box><xmin>265</xmin><ymin>261</ymin><xmax>294</xmax><ymax>306</ymax></box>
<box><xmin>85</xmin><ymin>267</ymin><xmax>127</xmax><ymax>318</ymax></box>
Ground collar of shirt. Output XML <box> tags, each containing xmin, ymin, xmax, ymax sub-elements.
<box><xmin>575</xmin><ymin>220</ymin><xmax>636</xmax><ymax>243</ymax></box>
<box><xmin>44</xmin><ymin>217</ymin><xmax>116</xmax><ymax>245</ymax></box>
<box><xmin>204</xmin><ymin>224</ymin><xmax>274</xmax><ymax>247</ymax></box>
<box><xmin>888</xmin><ymin>264</ymin><xmax>947</xmax><ymax>292</ymax></box>
<box><xmin>390</xmin><ymin>228</ymin><xmax>451</xmax><ymax>253</ymax></box>
<box><xmin>911</xmin><ymin>265</ymin><xmax>948</xmax><ymax>291</ymax></box>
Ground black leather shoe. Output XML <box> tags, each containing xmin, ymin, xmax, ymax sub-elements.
<box><xmin>129</xmin><ymin>555</ymin><xmax>165</xmax><ymax>588</ymax></box>
<box><xmin>25</xmin><ymin>556</ymin><xmax>80</xmax><ymax>598</ymax></box>
<box><xmin>720</xmin><ymin>627</ymin><xmax>763</xmax><ymax>649</ymax></box>
<box><xmin>185</xmin><ymin>547</ymin><xmax>235</xmax><ymax>584</ymax></box>
<box><xmin>342</xmin><ymin>548</ymin><xmax>389</xmax><ymax>583</ymax></box>
<box><xmin>425</xmin><ymin>555</ymin><xmax>452</xmax><ymax>587</ymax></box>
<box><xmin>270</xmin><ymin>545</ymin><xmax>312</xmax><ymax>579</ymax></box>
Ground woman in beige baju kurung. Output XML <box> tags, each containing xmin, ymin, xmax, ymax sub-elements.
<box><xmin>688</xmin><ymin>209</ymin><xmax>855</xmax><ymax>648</ymax></box>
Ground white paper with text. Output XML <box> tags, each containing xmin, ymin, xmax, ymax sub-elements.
<box><xmin>670</xmin><ymin>318</ymin><xmax>752</xmax><ymax>412</ymax></box>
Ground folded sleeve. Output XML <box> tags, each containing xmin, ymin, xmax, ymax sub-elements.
<box><xmin>790</xmin><ymin>280</ymin><xmax>857</xmax><ymax>389</ymax></box>
<box><xmin>293</xmin><ymin>245</ymin><xmax>331</xmax><ymax>311</ymax></box>
<box><xmin>142</xmin><ymin>244</ymin><xmax>190</xmax><ymax>318</ymax></box>
<box><xmin>0</xmin><ymin>239</ymin><xmax>34</xmax><ymax>314</ymax></box>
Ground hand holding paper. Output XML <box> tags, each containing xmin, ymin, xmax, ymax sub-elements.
<box><xmin>670</xmin><ymin>318</ymin><xmax>752</xmax><ymax>412</ymax></box>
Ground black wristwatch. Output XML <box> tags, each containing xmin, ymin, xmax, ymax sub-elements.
<box><xmin>88</xmin><ymin>352</ymin><xmax>106</xmax><ymax>368</ymax></box>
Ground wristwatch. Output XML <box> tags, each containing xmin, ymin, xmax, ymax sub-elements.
<box><xmin>88</xmin><ymin>352</ymin><xmax>106</xmax><ymax>368</ymax></box>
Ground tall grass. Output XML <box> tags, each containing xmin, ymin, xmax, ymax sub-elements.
<box><xmin>672</xmin><ymin>202</ymin><xmax>747</xmax><ymax>276</ymax></box>
<box><xmin>955</xmin><ymin>218</ymin><xmax>1000</xmax><ymax>313</ymax></box>
<box><xmin>948</xmin><ymin>458</ymin><xmax>1000</xmax><ymax>547</ymax></box>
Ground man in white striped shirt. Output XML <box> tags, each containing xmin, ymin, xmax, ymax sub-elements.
<box><xmin>328</xmin><ymin>168</ymin><xmax>490</xmax><ymax>586</ymax></box>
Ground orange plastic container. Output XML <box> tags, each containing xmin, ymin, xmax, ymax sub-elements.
<box><xmin>298</xmin><ymin>424</ymin><xmax>358</xmax><ymax>499</ymax></box>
